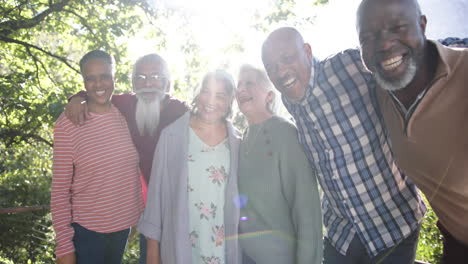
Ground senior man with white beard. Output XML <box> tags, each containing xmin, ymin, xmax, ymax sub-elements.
<box><xmin>65</xmin><ymin>53</ymin><xmax>188</xmax><ymax>263</ymax></box>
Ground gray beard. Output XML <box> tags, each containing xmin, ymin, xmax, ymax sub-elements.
<box><xmin>135</xmin><ymin>93</ymin><xmax>164</xmax><ymax>136</ymax></box>
<box><xmin>375</xmin><ymin>57</ymin><xmax>418</xmax><ymax>92</ymax></box>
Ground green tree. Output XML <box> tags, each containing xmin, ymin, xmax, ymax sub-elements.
<box><xmin>0</xmin><ymin>0</ymin><xmax>160</xmax><ymax>262</ymax></box>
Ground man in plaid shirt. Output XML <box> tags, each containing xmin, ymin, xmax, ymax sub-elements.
<box><xmin>261</xmin><ymin>27</ymin><xmax>426</xmax><ymax>264</ymax></box>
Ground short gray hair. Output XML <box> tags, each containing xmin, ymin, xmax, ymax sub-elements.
<box><xmin>131</xmin><ymin>53</ymin><xmax>171</xmax><ymax>89</ymax></box>
<box><xmin>238</xmin><ymin>64</ymin><xmax>279</xmax><ymax>114</ymax></box>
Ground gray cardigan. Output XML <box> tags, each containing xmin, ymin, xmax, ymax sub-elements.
<box><xmin>138</xmin><ymin>112</ymin><xmax>241</xmax><ymax>264</ymax></box>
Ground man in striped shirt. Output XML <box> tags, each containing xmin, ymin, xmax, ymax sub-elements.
<box><xmin>261</xmin><ymin>27</ymin><xmax>426</xmax><ymax>263</ymax></box>
<box><xmin>51</xmin><ymin>50</ymin><xmax>144</xmax><ymax>264</ymax></box>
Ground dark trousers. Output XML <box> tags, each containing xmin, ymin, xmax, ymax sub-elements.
<box><xmin>323</xmin><ymin>225</ymin><xmax>420</xmax><ymax>264</ymax></box>
<box><xmin>437</xmin><ymin>221</ymin><xmax>468</xmax><ymax>264</ymax></box>
<box><xmin>72</xmin><ymin>223</ymin><xmax>130</xmax><ymax>264</ymax></box>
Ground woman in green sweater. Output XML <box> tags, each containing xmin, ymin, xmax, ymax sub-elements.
<box><xmin>236</xmin><ymin>64</ymin><xmax>323</xmax><ymax>264</ymax></box>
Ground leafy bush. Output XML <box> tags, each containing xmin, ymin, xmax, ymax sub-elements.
<box><xmin>416</xmin><ymin>195</ymin><xmax>443</xmax><ymax>263</ymax></box>
<box><xmin>0</xmin><ymin>141</ymin><xmax>55</xmax><ymax>263</ymax></box>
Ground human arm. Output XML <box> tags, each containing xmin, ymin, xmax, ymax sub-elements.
<box><xmin>50</xmin><ymin>116</ymin><xmax>76</xmax><ymax>258</ymax></box>
<box><xmin>137</xmin><ymin>128</ymin><xmax>168</xmax><ymax>259</ymax></box>
<box><xmin>278</xmin><ymin>123</ymin><xmax>323</xmax><ymax>264</ymax></box>
<box><xmin>56</xmin><ymin>252</ymin><xmax>76</xmax><ymax>264</ymax></box>
<box><xmin>146</xmin><ymin>238</ymin><xmax>161</xmax><ymax>264</ymax></box>
<box><xmin>64</xmin><ymin>92</ymin><xmax>134</xmax><ymax>126</ymax></box>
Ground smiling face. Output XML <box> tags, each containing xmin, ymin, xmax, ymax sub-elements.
<box><xmin>236</xmin><ymin>68</ymin><xmax>273</xmax><ymax>124</ymax></box>
<box><xmin>357</xmin><ymin>0</ymin><xmax>427</xmax><ymax>91</ymax></box>
<box><xmin>82</xmin><ymin>58</ymin><xmax>115</xmax><ymax>113</ymax></box>
<box><xmin>194</xmin><ymin>77</ymin><xmax>232</xmax><ymax>124</ymax></box>
<box><xmin>133</xmin><ymin>58</ymin><xmax>170</xmax><ymax>103</ymax></box>
<box><xmin>262</xmin><ymin>28</ymin><xmax>312</xmax><ymax>102</ymax></box>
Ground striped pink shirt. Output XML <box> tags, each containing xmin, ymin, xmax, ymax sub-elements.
<box><xmin>51</xmin><ymin>106</ymin><xmax>143</xmax><ymax>257</ymax></box>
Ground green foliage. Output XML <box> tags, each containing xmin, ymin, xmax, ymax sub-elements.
<box><xmin>252</xmin><ymin>0</ymin><xmax>326</xmax><ymax>33</ymax></box>
<box><xmin>122</xmin><ymin>233</ymin><xmax>140</xmax><ymax>263</ymax></box>
<box><xmin>416</xmin><ymin>195</ymin><xmax>443</xmax><ymax>263</ymax></box>
<box><xmin>314</xmin><ymin>0</ymin><xmax>329</xmax><ymax>5</ymax></box>
<box><xmin>0</xmin><ymin>0</ymin><xmax>158</xmax><ymax>262</ymax></box>
<box><xmin>2</xmin><ymin>0</ymin><xmax>443</xmax><ymax>263</ymax></box>
<box><xmin>0</xmin><ymin>212</ymin><xmax>54</xmax><ymax>263</ymax></box>
<box><xmin>0</xmin><ymin>141</ymin><xmax>54</xmax><ymax>263</ymax></box>
<box><xmin>1</xmin><ymin>0</ymin><xmax>158</xmax><ymax>150</ymax></box>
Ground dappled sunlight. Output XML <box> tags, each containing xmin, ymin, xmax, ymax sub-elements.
<box><xmin>2</xmin><ymin>0</ymin><xmax>467</xmax><ymax>262</ymax></box>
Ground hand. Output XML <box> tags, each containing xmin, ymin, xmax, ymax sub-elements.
<box><xmin>56</xmin><ymin>252</ymin><xmax>76</xmax><ymax>264</ymax></box>
<box><xmin>65</xmin><ymin>96</ymin><xmax>89</xmax><ymax>126</ymax></box>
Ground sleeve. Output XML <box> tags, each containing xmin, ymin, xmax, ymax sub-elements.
<box><xmin>67</xmin><ymin>91</ymin><xmax>134</xmax><ymax>116</ymax></box>
<box><xmin>278</xmin><ymin>122</ymin><xmax>323</xmax><ymax>264</ymax></box>
<box><xmin>50</xmin><ymin>117</ymin><xmax>76</xmax><ymax>257</ymax></box>
<box><xmin>110</xmin><ymin>93</ymin><xmax>134</xmax><ymax>117</ymax></box>
<box><xmin>137</xmin><ymin>129</ymin><xmax>167</xmax><ymax>241</ymax></box>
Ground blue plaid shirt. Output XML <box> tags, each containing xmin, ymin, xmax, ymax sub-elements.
<box><xmin>283</xmin><ymin>49</ymin><xmax>426</xmax><ymax>257</ymax></box>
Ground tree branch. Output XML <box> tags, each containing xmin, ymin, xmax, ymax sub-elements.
<box><xmin>62</xmin><ymin>8</ymin><xmax>98</xmax><ymax>39</ymax></box>
<box><xmin>1</xmin><ymin>128</ymin><xmax>53</xmax><ymax>147</ymax></box>
<box><xmin>0</xmin><ymin>205</ymin><xmax>50</xmax><ymax>214</ymax></box>
<box><xmin>0</xmin><ymin>0</ymin><xmax>73</xmax><ymax>37</ymax></box>
<box><xmin>0</xmin><ymin>35</ymin><xmax>79</xmax><ymax>73</ymax></box>
<box><xmin>26</xmin><ymin>47</ymin><xmax>45</xmax><ymax>92</ymax></box>
<box><xmin>25</xmin><ymin>46</ymin><xmax>58</xmax><ymax>87</ymax></box>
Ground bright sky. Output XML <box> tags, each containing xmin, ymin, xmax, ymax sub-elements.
<box><xmin>128</xmin><ymin>0</ymin><xmax>466</xmax><ymax>84</ymax></box>
<box><xmin>129</xmin><ymin>0</ymin><xmax>361</xmax><ymax>76</ymax></box>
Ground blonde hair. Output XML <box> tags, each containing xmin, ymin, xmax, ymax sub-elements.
<box><xmin>191</xmin><ymin>69</ymin><xmax>236</xmax><ymax>120</ymax></box>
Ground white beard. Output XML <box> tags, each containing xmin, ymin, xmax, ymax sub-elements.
<box><xmin>135</xmin><ymin>89</ymin><xmax>165</xmax><ymax>136</ymax></box>
<box><xmin>375</xmin><ymin>57</ymin><xmax>417</xmax><ymax>92</ymax></box>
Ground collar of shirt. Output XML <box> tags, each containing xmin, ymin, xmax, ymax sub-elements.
<box><xmin>389</xmin><ymin>85</ymin><xmax>430</xmax><ymax>121</ymax></box>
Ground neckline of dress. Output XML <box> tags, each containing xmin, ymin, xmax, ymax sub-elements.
<box><xmin>189</xmin><ymin>127</ymin><xmax>228</xmax><ymax>149</ymax></box>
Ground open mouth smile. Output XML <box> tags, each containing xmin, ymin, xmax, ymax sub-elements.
<box><xmin>238</xmin><ymin>95</ymin><xmax>253</xmax><ymax>104</ymax></box>
<box><xmin>282</xmin><ymin>77</ymin><xmax>296</xmax><ymax>90</ymax></box>
<box><xmin>381</xmin><ymin>55</ymin><xmax>404</xmax><ymax>71</ymax></box>
<box><xmin>203</xmin><ymin>105</ymin><xmax>216</xmax><ymax>112</ymax></box>
<box><xmin>95</xmin><ymin>90</ymin><xmax>106</xmax><ymax>96</ymax></box>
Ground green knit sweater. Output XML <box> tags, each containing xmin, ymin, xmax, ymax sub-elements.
<box><xmin>238</xmin><ymin>116</ymin><xmax>323</xmax><ymax>264</ymax></box>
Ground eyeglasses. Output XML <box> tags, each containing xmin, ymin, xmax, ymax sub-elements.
<box><xmin>134</xmin><ymin>74</ymin><xmax>168</xmax><ymax>84</ymax></box>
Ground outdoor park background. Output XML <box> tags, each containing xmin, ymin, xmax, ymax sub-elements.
<box><xmin>1</xmin><ymin>0</ymin><xmax>467</xmax><ymax>262</ymax></box>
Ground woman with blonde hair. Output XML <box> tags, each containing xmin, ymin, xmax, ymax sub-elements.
<box><xmin>138</xmin><ymin>69</ymin><xmax>241</xmax><ymax>264</ymax></box>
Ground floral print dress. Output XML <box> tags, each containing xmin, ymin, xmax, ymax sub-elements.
<box><xmin>188</xmin><ymin>128</ymin><xmax>230</xmax><ymax>264</ymax></box>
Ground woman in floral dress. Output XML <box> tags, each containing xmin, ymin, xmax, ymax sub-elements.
<box><xmin>138</xmin><ymin>69</ymin><xmax>241</xmax><ymax>264</ymax></box>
